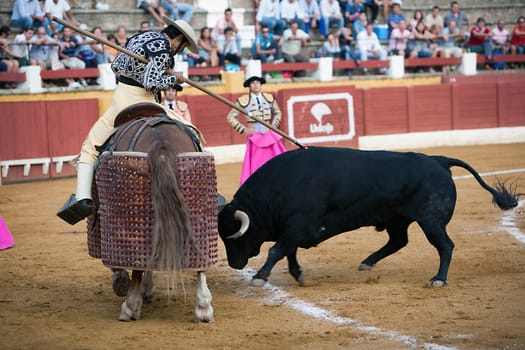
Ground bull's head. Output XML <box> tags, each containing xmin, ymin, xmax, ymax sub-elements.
<box><xmin>218</xmin><ymin>204</ymin><xmax>261</xmax><ymax>269</ymax></box>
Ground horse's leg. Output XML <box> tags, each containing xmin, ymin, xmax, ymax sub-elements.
<box><xmin>194</xmin><ymin>271</ymin><xmax>214</xmax><ymax>323</ymax></box>
<box><xmin>112</xmin><ymin>268</ymin><xmax>131</xmax><ymax>297</ymax></box>
<box><xmin>118</xmin><ymin>270</ymin><xmax>144</xmax><ymax>321</ymax></box>
<box><xmin>142</xmin><ymin>270</ymin><xmax>155</xmax><ymax>304</ymax></box>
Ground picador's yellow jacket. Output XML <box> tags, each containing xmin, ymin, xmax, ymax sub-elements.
<box><xmin>227</xmin><ymin>92</ymin><xmax>282</xmax><ymax>134</ymax></box>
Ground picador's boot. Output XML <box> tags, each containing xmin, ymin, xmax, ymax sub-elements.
<box><xmin>57</xmin><ymin>163</ymin><xmax>95</xmax><ymax>225</ymax></box>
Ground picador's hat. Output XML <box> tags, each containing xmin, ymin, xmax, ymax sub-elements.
<box><xmin>162</xmin><ymin>17</ymin><xmax>199</xmax><ymax>53</ymax></box>
<box><xmin>170</xmin><ymin>84</ymin><xmax>183</xmax><ymax>91</ymax></box>
<box><xmin>243</xmin><ymin>75</ymin><xmax>266</xmax><ymax>88</ymax></box>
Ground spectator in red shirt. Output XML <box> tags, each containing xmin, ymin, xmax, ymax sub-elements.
<box><xmin>510</xmin><ymin>16</ymin><xmax>525</xmax><ymax>55</ymax></box>
<box><xmin>467</xmin><ymin>17</ymin><xmax>493</xmax><ymax>69</ymax></box>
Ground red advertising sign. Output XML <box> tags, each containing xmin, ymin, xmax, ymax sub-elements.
<box><xmin>286</xmin><ymin>93</ymin><xmax>355</xmax><ymax>143</ymax></box>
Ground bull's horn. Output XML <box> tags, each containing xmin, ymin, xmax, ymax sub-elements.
<box><xmin>226</xmin><ymin>210</ymin><xmax>250</xmax><ymax>239</ymax></box>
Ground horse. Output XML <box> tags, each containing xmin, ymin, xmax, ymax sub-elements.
<box><xmin>87</xmin><ymin>103</ymin><xmax>218</xmax><ymax>322</ymax></box>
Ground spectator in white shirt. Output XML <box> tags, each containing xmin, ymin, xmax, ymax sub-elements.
<box><xmin>281</xmin><ymin>0</ymin><xmax>306</xmax><ymax>31</ymax></box>
<box><xmin>357</xmin><ymin>22</ymin><xmax>387</xmax><ymax>74</ymax></box>
<box><xmin>320</xmin><ymin>0</ymin><xmax>344</xmax><ymax>34</ymax></box>
<box><xmin>424</xmin><ymin>5</ymin><xmax>443</xmax><ymax>31</ymax></box>
<box><xmin>491</xmin><ymin>19</ymin><xmax>511</xmax><ymax>54</ymax></box>
<box><xmin>45</xmin><ymin>0</ymin><xmax>79</xmax><ymax>34</ymax></box>
<box><xmin>256</xmin><ymin>0</ymin><xmax>286</xmax><ymax>36</ymax></box>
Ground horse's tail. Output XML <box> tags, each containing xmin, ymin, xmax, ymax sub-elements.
<box><xmin>433</xmin><ymin>155</ymin><xmax>522</xmax><ymax>210</ymax></box>
<box><xmin>148</xmin><ymin>139</ymin><xmax>192</xmax><ymax>295</ymax></box>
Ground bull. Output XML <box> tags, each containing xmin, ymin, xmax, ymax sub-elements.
<box><xmin>218</xmin><ymin>147</ymin><xmax>520</xmax><ymax>288</ymax></box>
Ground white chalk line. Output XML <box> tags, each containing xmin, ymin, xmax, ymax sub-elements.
<box><xmin>236</xmin><ymin>167</ymin><xmax>525</xmax><ymax>349</ymax></box>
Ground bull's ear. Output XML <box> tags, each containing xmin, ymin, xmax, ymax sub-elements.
<box><xmin>226</xmin><ymin>210</ymin><xmax>250</xmax><ymax>239</ymax></box>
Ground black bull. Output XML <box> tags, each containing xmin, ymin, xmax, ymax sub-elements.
<box><xmin>218</xmin><ymin>147</ymin><xmax>520</xmax><ymax>287</ymax></box>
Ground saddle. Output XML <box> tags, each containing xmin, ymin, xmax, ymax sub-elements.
<box><xmin>97</xmin><ymin>103</ymin><xmax>202</xmax><ymax>153</ymax></box>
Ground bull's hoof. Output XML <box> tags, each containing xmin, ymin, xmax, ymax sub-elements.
<box><xmin>296</xmin><ymin>272</ymin><xmax>305</xmax><ymax>286</ymax></box>
<box><xmin>118</xmin><ymin>301</ymin><xmax>134</xmax><ymax>322</ymax></box>
<box><xmin>250</xmin><ymin>278</ymin><xmax>266</xmax><ymax>287</ymax></box>
<box><xmin>428</xmin><ymin>279</ymin><xmax>447</xmax><ymax>288</ymax></box>
<box><xmin>358</xmin><ymin>263</ymin><xmax>374</xmax><ymax>271</ymax></box>
<box><xmin>112</xmin><ymin>270</ymin><xmax>131</xmax><ymax>297</ymax></box>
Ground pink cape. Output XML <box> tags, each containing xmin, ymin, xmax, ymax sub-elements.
<box><xmin>240</xmin><ymin>131</ymin><xmax>286</xmax><ymax>185</ymax></box>
<box><xmin>0</xmin><ymin>215</ymin><xmax>14</xmax><ymax>250</ymax></box>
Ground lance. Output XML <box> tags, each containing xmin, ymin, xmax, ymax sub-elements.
<box><xmin>52</xmin><ymin>16</ymin><xmax>306</xmax><ymax>149</ymax></box>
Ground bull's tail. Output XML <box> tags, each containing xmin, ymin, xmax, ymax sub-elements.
<box><xmin>148</xmin><ymin>140</ymin><xmax>192</xmax><ymax>296</ymax></box>
<box><xmin>433</xmin><ymin>156</ymin><xmax>521</xmax><ymax>210</ymax></box>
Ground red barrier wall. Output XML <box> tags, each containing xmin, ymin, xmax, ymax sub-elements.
<box><xmin>0</xmin><ymin>99</ymin><xmax>98</xmax><ymax>182</ymax></box>
<box><xmin>1</xmin><ymin>74</ymin><xmax>524</xmax><ymax>184</ymax></box>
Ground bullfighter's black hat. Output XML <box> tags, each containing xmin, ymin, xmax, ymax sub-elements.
<box><xmin>243</xmin><ymin>75</ymin><xmax>266</xmax><ymax>88</ymax></box>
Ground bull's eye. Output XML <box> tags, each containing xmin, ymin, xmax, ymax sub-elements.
<box><xmin>319</xmin><ymin>226</ymin><xmax>326</xmax><ymax>232</ymax></box>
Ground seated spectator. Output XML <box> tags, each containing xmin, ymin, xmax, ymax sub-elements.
<box><xmin>409</xmin><ymin>9</ymin><xmax>423</xmax><ymax>32</ymax></box>
<box><xmin>300</xmin><ymin>0</ymin><xmax>327</xmax><ymax>38</ymax></box>
<box><xmin>444</xmin><ymin>1</ymin><xmax>469</xmax><ymax>31</ymax></box>
<box><xmin>196</xmin><ymin>27</ymin><xmax>219</xmax><ymax>67</ymax></box>
<box><xmin>136</xmin><ymin>0</ymin><xmax>166</xmax><ymax>28</ymax></box>
<box><xmin>353</xmin><ymin>11</ymin><xmax>367</xmax><ymax>39</ymax></box>
<box><xmin>510</xmin><ymin>16</ymin><xmax>525</xmax><ymax>55</ymax></box>
<box><xmin>256</xmin><ymin>0</ymin><xmax>286</xmax><ymax>36</ymax></box>
<box><xmin>467</xmin><ymin>17</ymin><xmax>493</xmax><ymax>70</ymax></box>
<box><xmin>357</xmin><ymin>22</ymin><xmax>387</xmax><ymax>74</ymax></box>
<box><xmin>0</xmin><ymin>26</ymin><xmax>22</xmax><ymax>87</ymax></box>
<box><xmin>436</xmin><ymin>20</ymin><xmax>463</xmax><ymax>73</ymax></box>
<box><xmin>320</xmin><ymin>0</ymin><xmax>344</xmax><ymax>34</ymax></box>
<box><xmin>437</xmin><ymin>19</ymin><xmax>463</xmax><ymax>58</ymax></box>
<box><xmin>381</xmin><ymin>0</ymin><xmax>402</xmax><ymax>24</ymax></box>
<box><xmin>252</xmin><ymin>25</ymin><xmax>282</xmax><ymax>63</ymax></box>
<box><xmin>29</xmin><ymin>25</ymin><xmax>63</xmax><ymax>70</ymax></box>
<box><xmin>114</xmin><ymin>25</ymin><xmax>128</xmax><ymax>47</ymax></box>
<box><xmin>212</xmin><ymin>8</ymin><xmax>242</xmax><ymax>51</ymax></box>
<box><xmin>386</xmin><ymin>3</ymin><xmax>405</xmax><ymax>36</ymax></box>
<box><xmin>58</xmin><ymin>27</ymin><xmax>86</xmax><ymax>69</ymax></box>
<box><xmin>11</xmin><ymin>26</ymin><xmax>37</xmax><ymax>67</ymax></box>
<box><xmin>139</xmin><ymin>20</ymin><xmax>152</xmax><ymax>33</ymax></box>
<box><xmin>388</xmin><ymin>19</ymin><xmax>410</xmax><ymax>57</ymax></box>
<box><xmin>162</xmin><ymin>0</ymin><xmax>194</xmax><ymax>23</ymax></box>
<box><xmin>11</xmin><ymin>0</ymin><xmax>49</xmax><ymax>30</ymax></box>
<box><xmin>319</xmin><ymin>33</ymin><xmax>341</xmax><ymax>58</ymax></box>
<box><xmin>424</xmin><ymin>6</ymin><xmax>443</xmax><ymax>31</ymax></box>
<box><xmin>45</xmin><ymin>0</ymin><xmax>80</xmax><ymax>34</ymax></box>
<box><xmin>281</xmin><ymin>0</ymin><xmax>306</xmax><ymax>31</ymax></box>
<box><xmin>363</xmin><ymin>0</ymin><xmax>381</xmax><ymax>23</ymax></box>
<box><xmin>491</xmin><ymin>19</ymin><xmax>511</xmax><ymax>54</ymax></box>
<box><xmin>338</xmin><ymin>25</ymin><xmax>359</xmax><ymax>63</ymax></box>
<box><xmin>407</xmin><ymin>20</ymin><xmax>435</xmax><ymax>58</ymax></box>
<box><xmin>75</xmin><ymin>24</ymin><xmax>97</xmax><ymax>68</ymax></box>
<box><xmin>281</xmin><ymin>20</ymin><xmax>309</xmax><ymax>64</ymax></box>
<box><xmin>105</xmin><ymin>33</ymin><xmax>119</xmax><ymax>61</ymax></box>
<box><xmin>90</xmin><ymin>26</ymin><xmax>111</xmax><ymax>65</ymax></box>
<box><xmin>344</xmin><ymin>0</ymin><xmax>365</xmax><ymax>27</ymax></box>
<box><xmin>217</xmin><ymin>27</ymin><xmax>242</xmax><ymax>66</ymax></box>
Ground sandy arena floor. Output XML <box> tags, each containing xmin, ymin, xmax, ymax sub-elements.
<box><xmin>0</xmin><ymin>143</ymin><xmax>524</xmax><ymax>350</ymax></box>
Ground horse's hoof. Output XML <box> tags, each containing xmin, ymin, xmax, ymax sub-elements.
<box><xmin>194</xmin><ymin>306</ymin><xmax>215</xmax><ymax>323</ymax></box>
<box><xmin>112</xmin><ymin>270</ymin><xmax>131</xmax><ymax>297</ymax></box>
<box><xmin>143</xmin><ymin>287</ymin><xmax>155</xmax><ymax>304</ymax></box>
<box><xmin>428</xmin><ymin>279</ymin><xmax>446</xmax><ymax>288</ymax></box>
<box><xmin>250</xmin><ymin>278</ymin><xmax>266</xmax><ymax>287</ymax></box>
<box><xmin>358</xmin><ymin>263</ymin><xmax>374</xmax><ymax>271</ymax></box>
<box><xmin>118</xmin><ymin>301</ymin><xmax>133</xmax><ymax>322</ymax></box>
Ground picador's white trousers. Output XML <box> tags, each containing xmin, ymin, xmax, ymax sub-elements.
<box><xmin>75</xmin><ymin>82</ymin><xmax>198</xmax><ymax>201</ymax></box>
